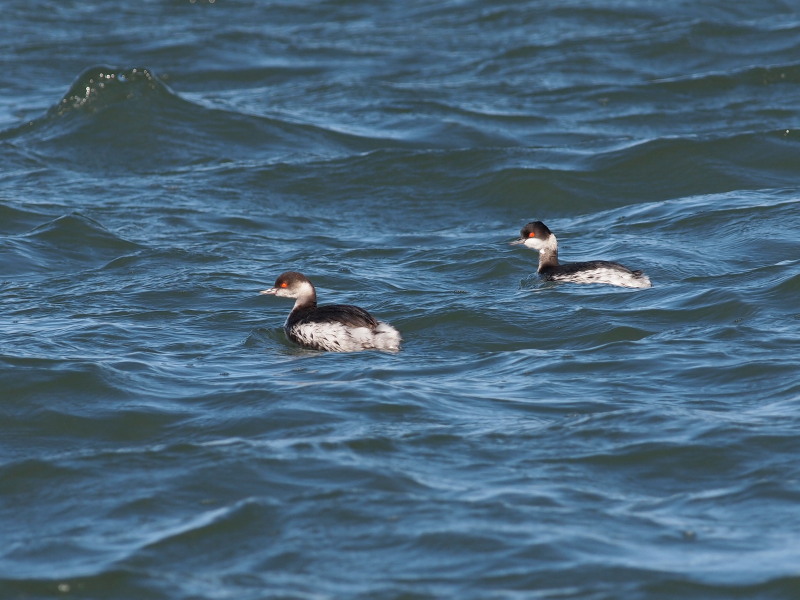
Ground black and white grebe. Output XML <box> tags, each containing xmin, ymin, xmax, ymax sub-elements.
<box><xmin>260</xmin><ymin>271</ymin><xmax>402</xmax><ymax>352</ymax></box>
<box><xmin>512</xmin><ymin>221</ymin><xmax>652</xmax><ymax>289</ymax></box>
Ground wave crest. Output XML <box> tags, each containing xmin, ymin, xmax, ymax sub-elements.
<box><xmin>51</xmin><ymin>66</ymin><xmax>172</xmax><ymax>116</ymax></box>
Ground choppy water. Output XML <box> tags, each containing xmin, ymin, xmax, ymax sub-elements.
<box><xmin>2</xmin><ymin>1</ymin><xmax>800</xmax><ymax>599</ymax></box>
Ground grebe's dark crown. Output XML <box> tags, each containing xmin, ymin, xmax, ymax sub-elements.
<box><xmin>273</xmin><ymin>271</ymin><xmax>312</xmax><ymax>289</ymax></box>
<box><xmin>520</xmin><ymin>221</ymin><xmax>552</xmax><ymax>239</ymax></box>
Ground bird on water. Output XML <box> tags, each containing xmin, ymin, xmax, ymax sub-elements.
<box><xmin>512</xmin><ymin>221</ymin><xmax>652</xmax><ymax>289</ymax></box>
<box><xmin>260</xmin><ymin>271</ymin><xmax>402</xmax><ymax>352</ymax></box>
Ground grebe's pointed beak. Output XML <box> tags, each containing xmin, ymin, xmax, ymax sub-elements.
<box><xmin>509</xmin><ymin>237</ymin><xmax>525</xmax><ymax>246</ymax></box>
<box><xmin>259</xmin><ymin>287</ymin><xmax>278</xmax><ymax>295</ymax></box>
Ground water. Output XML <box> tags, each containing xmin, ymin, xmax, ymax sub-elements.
<box><xmin>2</xmin><ymin>1</ymin><xmax>800</xmax><ymax>598</ymax></box>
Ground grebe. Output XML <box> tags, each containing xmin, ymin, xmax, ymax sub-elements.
<box><xmin>512</xmin><ymin>221</ymin><xmax>652</xmax><ymax>289</ymax></box>
<box><xmin>260</xmin><ymin>271</ymin><xmax>402</xmax><ymax>352</ymax></box>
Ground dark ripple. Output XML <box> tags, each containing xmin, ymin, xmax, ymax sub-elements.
<box><xmin>643</xmin><ymin>577</ymin><xmax>800</xmax><ymax>600</ymax></box>
<box><xmin>0</xmin><ymin>356</ymin><xmax>133</xmax><ymax>403</ymax></box>
<box><xmin>0</xmin><ymin>212</ymin><xmax>140</xmax><ymax>276</ymax></box>
<box><xmin>653</xmin><ymin>62</ymin><xmax>800</xmax><ymax>92</ymax></box>
<box><xmin>0</xmin><ymin>203</ymin><xmax>50</xmax><ymax>234</ymax></box>
<box><xmin>0</xmin><ymin>572</ymin><xmax>164</xmax><ymax>600</ymax></box>
<box><xmin>1</xmin><ymin>65</ymin><xmax>400</xmax><ymax>174</ymax></box>
<box><xmin>581</xmin><ymin>132</ymin><xmax>800</xmax><ymax>202</ymax></box>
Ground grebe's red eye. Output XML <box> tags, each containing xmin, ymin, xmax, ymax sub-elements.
<box><xmin>528</xmin><ymin>232</ymin><xmax>536</xmax><ymax>238</ymax></box>
<box><xmin>280</xmin><ymin>282</ymin><xmax>288</xmax><ymax>288</ymax></box>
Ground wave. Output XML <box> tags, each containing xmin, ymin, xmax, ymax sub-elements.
<box><xmin>50</xmin><ymin>66</ymin><xmax>171</xmax><ymax>117</ymax></box>
<box><xmin>0</xmin><ymin>211</ymin><xmax>140</xmax><ymax>276</ymax></box>
<box><xmin>0</xmin><ymin>65</ymin><xmax>392</xmax><ymax>173</ymax></box>
<box><xmin>650</xmin><ymin>62</ymin><xmax>800</xmax><ymax>93</ymax></box>
<box><xmin>473</xmin><ymin>128</ymin><xmax>800</xmax><ymax>215</ymax></box>
<box><xmin>0</xmin><ymin>203</ymin><xmax>50</xmax><ymax>235</ymax></box>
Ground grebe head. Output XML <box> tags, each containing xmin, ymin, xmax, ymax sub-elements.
<box><xmin>260</xmin><ymin>271</ymin><xmax>316</xmax><ymax>300</ymax></box>
<box><xmin>511</xmin><ymin>221</ymin><xmax>555</xmax><ymax>252</ymax></box>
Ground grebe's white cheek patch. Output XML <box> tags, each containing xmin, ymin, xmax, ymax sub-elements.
<box><xmin>524</xmin><ymin>236</ymin><xmax>551</xmax><ymax>252</ymax></box>
<box><xmin>523</xmin><ymin>238</ymin><xmax>540</xmax><ymax>250</ymax></box>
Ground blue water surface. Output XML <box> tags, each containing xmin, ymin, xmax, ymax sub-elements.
<box><xmin>1</xmin><ymin>1</ymin><xmax>800</xmax><ymax>599</ymax></box>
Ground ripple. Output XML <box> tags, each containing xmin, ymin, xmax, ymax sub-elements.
<box><xmin>0</xmin><ymin>212</ymin><xmax>140</xmax><ymax>276</ymax></box>
<box><xmin>1</xmin><ymin>65</ymin><xmax>397</xmax><ymax>173</ymax></box>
